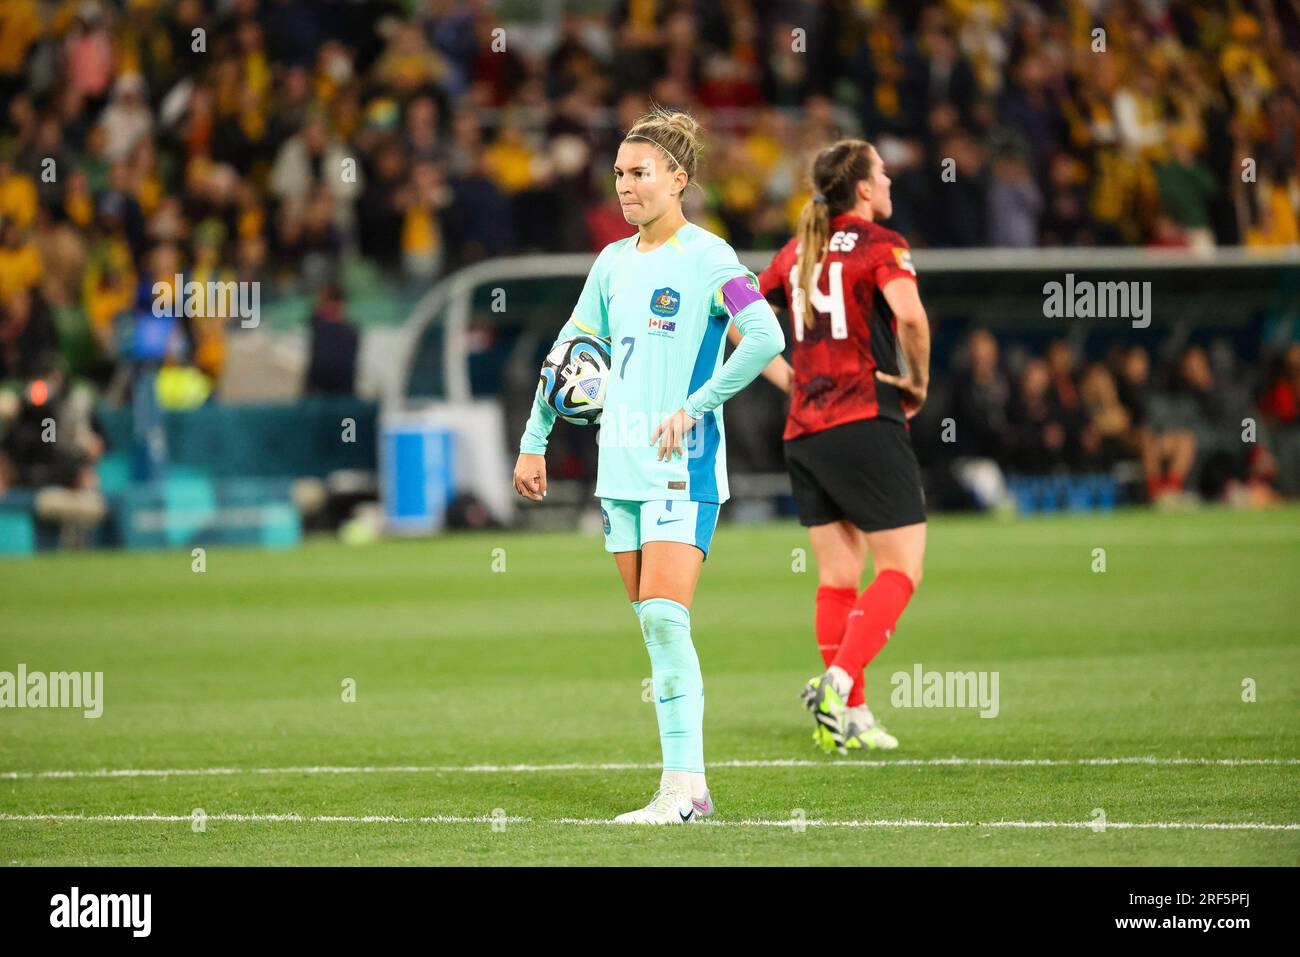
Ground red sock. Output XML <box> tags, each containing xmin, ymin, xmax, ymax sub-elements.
<box><xmin>815</xmin><ymin>586</ymin><xmax>855</xmax><ymax>663</ymax></box>
<box><xmin>832</xmin><ymin>570</ymin><xmax>915</xmax><ymax>685</ymax></box>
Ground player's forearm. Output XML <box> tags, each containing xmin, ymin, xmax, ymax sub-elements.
<box><xmin>519</xmin><ymin>318</ymin><xmax>590</xmax><ymax>454</ymax></box>
<box><xmin>519</xmin><ymin>390</ymin><xmax>557</xmax><ymax>454</ymax></box>
<box><xmin>726</xmin><ymin>320</ymin><xmax>793</xmax><ymax>392</ymax></box>
<box><xmin>896</xmin><ymin>311</ymin><xmax>931</xmax><ymax>388</ymax></box>
<box><xmin>760</xmin><ymin>354</ymin><xmax>794</xmax><ymax>392</ymax></box>
<box><xmin>684</xmin><ymin>305</ymin><xmax>785</xmax><ymax>419</ymax></box>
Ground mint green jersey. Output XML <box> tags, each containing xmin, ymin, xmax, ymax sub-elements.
<box><xmin>520</xmin><ymin>222</ymin><xmax>784</xmax><ymax>504</ymax></box>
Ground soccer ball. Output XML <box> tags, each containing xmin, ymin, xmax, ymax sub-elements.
<box><xmin>538</xmin><ymin>335</ymin><xmax>611</xmax><ymax>425</ymax></box>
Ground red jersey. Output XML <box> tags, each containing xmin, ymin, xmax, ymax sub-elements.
<box><xmin>758</xmin><ymin>214</ymin><xmax>918</xmax><ymax>441</ymax></box>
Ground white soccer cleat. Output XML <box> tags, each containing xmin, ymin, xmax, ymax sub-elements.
<box><xmin>613</xmin><ymin>783</ymin><xmax>701</xmax><ymax>825</ymax></box>
<box><xmin>690</xmin><ymin>789</ymin><xmax>715</xmax><ymax>819</ymax></box>
<box><xmin>843</xmin><ymin>706</ymin><xmax>899</xmax><ymax>752</ymax></box>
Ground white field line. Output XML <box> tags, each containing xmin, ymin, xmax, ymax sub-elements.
<box><xmin>0</xmin><ymin>812</ymin><xmax>1295</xmax><ymax>831</ymax></box>
<box><xmin>936</xmin><ymin>524</ymin><xmax>1300</xmax><ymax>546</ymax></box>
<box><xmin>2</xmin><ymin>756</ymin><xmax>1297</xmax><ymax>781</ymax></box>
<box><xmin>0</xmin><ymin>813</ymin><xmax>526</xmax><ymax>824</ymax></box>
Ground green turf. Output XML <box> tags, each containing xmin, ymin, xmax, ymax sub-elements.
<box><xmin>1</xmin><ymin>506</ymin><xmax>1297</xmax><ymax>865</ymax></box>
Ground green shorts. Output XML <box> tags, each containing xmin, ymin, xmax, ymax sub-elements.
<box><xmin>599</xmin><ymin>499</ymin><xmax>721</xmax><ymax>560</ymax></box>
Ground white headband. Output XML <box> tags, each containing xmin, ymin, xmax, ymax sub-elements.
<box><xmin>628</xmin><ymin>135</ymin><xmax>685</xmax><ymax>174</ymax></box>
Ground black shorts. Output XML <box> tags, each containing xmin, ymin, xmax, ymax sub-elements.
<box><xmin>784</xmin><ymin>417</ymin><xmax>926</xmax><ymax>531</ymax></box>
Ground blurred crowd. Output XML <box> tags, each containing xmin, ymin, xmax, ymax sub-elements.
<box><xmin>1</xmin><ymin>0</ymin><xmax>1298</xmax><ymax>388</ymax></box>
<box><xmin>0</xmin><ymin>0</ymin><xmax>1297</xmax><ymax>508</ymax></box>
<box><xmin>933</xmin><ymin>333</ymin><xmax>1300</xmax><ymax>505</ymax></box>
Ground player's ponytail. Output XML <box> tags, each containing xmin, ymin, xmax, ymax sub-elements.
<box><xmin>793</xmin><ymin>194</ymin><xmax>830</xmax><ymax>331</ymax></box>
<box><xmin>624</xmin><ymin>105</ymin><xmax>704</xmax><ymax>200</ymax></box>
<box><xmin>794</xmin><ymin>140</ymin><xmax>876</xmax><ymax>330</ymax></box>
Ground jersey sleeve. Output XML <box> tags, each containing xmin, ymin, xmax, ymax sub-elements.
<box><xmin>518</xmin><ymin>250</ymin><xmax>612</xmax><ymax>454</ymax></box>
<box><xmin>684</xmin><ymin>242</ymin><xmax>785</xmax><ymax>421</ymax></box>
<box><xmin>567</xmin><ymin>249</ymin><xmax>611</xmax><ymax>339</ymax></box>
<box><xmin>757</xmin><ymin>243</ymin><xmax>790</xmax><ymax>309</ymax></box>
<box><xmin>703</xmin><ymin>241</ymin><xmax>764</xmax><ymax>320</ymax></box>
<box><xmin>868</xmin><ymin>232</ymin><xmax>918</xmax><ymax>288</ymax></box>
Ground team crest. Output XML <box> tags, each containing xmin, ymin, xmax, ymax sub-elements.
<box><xmin>650</xmin><ymin>287</ymin><xmax>681</xmax><ymax>317</ymax></box>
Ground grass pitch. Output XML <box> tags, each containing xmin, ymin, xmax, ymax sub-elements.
<box><xmin>1</xmin><ymin>506</ymin><xmax>1297</xmax><ymax>866</ymax></box>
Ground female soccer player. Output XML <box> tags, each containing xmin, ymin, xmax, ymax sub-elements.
<box><xmin>740</xmin><ymin>139</ymin><xmax>931</xmax><ymax>754</ymax></box>
<box><xmin>512</xmin><ymin>108</ymin><xmax>784</xmax><ymax>822</ymax></box>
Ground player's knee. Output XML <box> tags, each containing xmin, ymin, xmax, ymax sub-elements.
<box><xmin>637</xmin><ymin>597</ymin><xmax>690</xmax><ymax>646</ymax></box>
<box><xmin>878</xmin><ymin>563</ymin><xmax>921</xmax><ymax>590</ymax></box>
<box><xmin>816</xmin><ymin>550</ymin><xmax>863</xmax><ymax>590</ymax></box>
<box><xmin>818</xmin><ymin>565</ymin><xmax>862</xmax><ymax>590</ymax></box>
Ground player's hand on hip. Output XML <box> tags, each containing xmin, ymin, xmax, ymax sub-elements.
<box><xmin>513</xmin><ymin>453</ymin><xmax>547</xmax><ymax>501</ymax></box>
<box><xmin>651</xmin><ymin>408</ymin><xmax>699</xmax><ymax>461</ymax></box>
<box><xmin>875</xmin><ymin>370</ymin><xmax>928</xmax><ymax>419</ymax></box>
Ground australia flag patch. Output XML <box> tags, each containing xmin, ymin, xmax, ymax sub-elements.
<box><xmin>650</xmin><ymin>287</ymin><xmax>681</xmax><ymax>317</ymax></box>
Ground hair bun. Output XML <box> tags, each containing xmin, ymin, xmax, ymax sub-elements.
<box><xmin>624</xmin><ymin>105</ymin><xmax>704</xmax><ymax>180</ymax></box>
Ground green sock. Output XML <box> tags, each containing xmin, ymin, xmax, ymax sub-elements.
<box><xmin>637</xmin><ymin>597</ymin><xmax>704</xmax><ymax>772</ymax></box>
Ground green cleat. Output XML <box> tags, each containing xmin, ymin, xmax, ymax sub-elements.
<box><xmin>800</xmin><ymin>673</ymin><xmax>848</xmax><ymax>754</ymax></box>
<box><xmin>811</xmin><ymin>723</ymin><xmax>838</xmax><ymax>754</ymax></box>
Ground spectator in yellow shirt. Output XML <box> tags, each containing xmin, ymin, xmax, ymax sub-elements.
<box><xmin>81</xmin><ymin>235</ymin><xmax>135</xmax><ymax>347</ymax></box>
<box><xmin>0</xmin><ymin>220</ymin><xmax>42</xmax><ymax>303</ymax></box>
<box><xmin>0</xmin><ymin>0</ymin><xmax>42</xmax><ymax>88</ymax></box>
<box><xmin>1245</xmin><ymin>183</ymin><xmax>1300</xmax><ymax>248</ymax></box>
<box><xmin>0</xmin><ymin>158</ymin><xmax>38</xmax><ymax>230</ymax></box>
